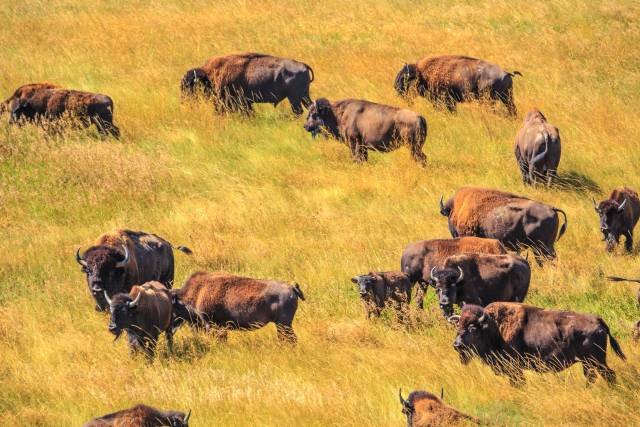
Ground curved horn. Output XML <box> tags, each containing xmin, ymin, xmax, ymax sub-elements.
<box><xmin>456</xmin><ymin>266</ymin><xmax>464</xmax><ymax>283</ymax></box>
<box><xmin>439</xmin><ymin>195</ymin><xmax>445</xmax><ymax>211</ymax></box>
<box><xmin>103</xmin><ymin>291</ymin><xmax>112</xmax><ymax>306</ymax></box>
<box><xmin>430</xmin><ymin>266</ymin><xmax>437</xmax><ymax>281</ymax></box>
<box><xmin>128</xmin><ymin>291</ymin><xmax>142</xmax><ymax>308</ymax></box>
<box><xmin>184</xmin><ymin>409</ymin><xmax>191</xmax><ymax>423</ymax></box>
<box><xmin>115</xmin><ymin>246</ymin><xmax>129</xmax><ymax>268</ymax></box>
<box><xmin>447</xmin><ymin>314</ymin><xmax>460</xmax><ymax>324</ymax></box>
<box><xmin>618</xmin><ymin>198</ymin><xmax>627</xmax><ymax>212</ymax></box>
<box><xmin>592</xmin><ymin>197</ymin><xmax>598</xmax><ymax>210</ymax></box>
<box><xmin>478</xmin><ymin>311</ymin><xmax>487</xmax><ymax>323</ymax></box>
<box><xmin>399</xmin><ymin>388</ymin><xmax>410</xmax><ymax>408</ymax></box>
<box><xmin>75</xmin><ymin>248</ymin><xmax>87</xmax><ymax>267</ymax></box>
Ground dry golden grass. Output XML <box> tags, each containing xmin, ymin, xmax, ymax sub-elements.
<box><xmin>1</xmin><ymin>1</ymin><xmax>639</xmax><ymax>425</ymax></box>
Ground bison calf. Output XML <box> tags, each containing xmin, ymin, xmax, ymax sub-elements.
<box><xmin>594</xmin><ymin>187</ymin><xmax>640</xmax><ymax>252</ymax></box>
<box><xmin>514</xmin><ymin>109</ymin><xmax>561</xmax><ymax>186</ymax></box>
<box><xmin>452</xmin><ymin>302</ymin><xmax>626</xmax><ymax>386</ymax></box>
<box><xmin>430</xmin><ymin>253</ymin><xmax>530</xmax><ymax>317</ymax></box>
<box><xmin>105</xmin><ymin>281</ymin><xmax>174</xmax><ymax>359</ymax></box>
<box><xmin>172</xmin><ymin>272</ymin><xmax>305</xmax><ymax>343</ymax></box>
<box><xmin>399</xmin><ymin>389</ymin><xmax>480</xmax><ymax>427</ymax></box>
<box><xmin>82</xmin><ymin>404</ymin><xmax>190</xmax><ymax>427</ymax></box>
<box><xmin>303</xmin><ymin>98</ymin><xmax>428</xmax><ymax>165</ymax></box>
<box><xmin>351</xmin><ymin>271</ymin><xmax>411</xmax><ymax>321</ymax></box>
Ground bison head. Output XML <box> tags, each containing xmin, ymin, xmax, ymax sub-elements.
<box><xmin>523</xmin><ymin>108</ymin><xmax>547</xmax><ymax>124</ymax></box>
<box><xmin>430</xmin><ymin>266</ymin><xmax>464</xmax><ymax>316</ymax></box>
<box><xmin>10</xmin><ymin>100</ymin><xmax>36</xmax><ymax>123</ymax></box>
<box><xmin>351</xmin><ymin>274</ymin><xmax>378</xmax><ymax>299</ymax></box>
<box><xmin>452</xmin><ymin>305</ymin><xmax>497</xmax><ymax>365</ymax></box>
<box><xmin>76</xmin><ymin>245</ymin><xmax>130</xmax><ymax>311</ymax></box>
<box><xmin>593</xmin><ymin>197</ymin><xmax>628</xmax><ymax>251</ymax></box>
<box><xmin>303</xmin><ymin>98</ymin><xmax>335</xmax><ymax>139</ymax></box>
<box><xmin>170</xmin><ymin>292</ymin><xmax>205</xmax><ymax>332</ymax></box>
<box><xmin>180</xmin><ymin>68</ymin><xmax>213</xmax><ymax>99</ymax></box>
<box><xmin>438</xmin><ymin>195</ymin><xmax>452</xmax><ymax>217</ymax></box>
<box><xmin>104</xmin><ymin>290</ymin><xmax>142</xmax><ymax>340</ymax></box>
<box><xmin>394</xmin><ymin>63</ymin><xmax>418</xmax><ymax>97</ymax></box>
<box><xmin>399</xmin><ymin>388</ymin><xmax>415</xmax><ymax>427</ymax></box>
<box><xmin>165</xmin><ymin>409</ymin><xmax>191</xmax><ymax>427</ymax></box>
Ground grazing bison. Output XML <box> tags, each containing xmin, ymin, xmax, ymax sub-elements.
<box><xmin>82</xmin><ymin>404</ymin><xmax>190</xmax><ymax>427</ymax></box>
<box><xmin>451</xmin><ymin>302</ymin><xmax>626</xmax><ymax>386</ymax></box>
<box><xmin>351</xmin><ymin>271</ymin><xmax>411</xmax><ymax>321</ymax></box>
<box><xmin>514</xmin><ymin>109</ymin><xmax>561</xmax><ymax>186</ymax></box>
<box><xmin>440</xmin><ymin>187</ymin><xmax>567</xmax><ymax>263</ymax></box>
<box><xmin>0</xmin><ymin>82</ymin><xmax>61</xmax><ymax>116</ymax></box>
<box><xmin>75</xmin><ymin>229</ymin><xmax>192</xmax><ymax>311</ymax></box>
<box><xmin>181</xmin><ymin>52</ymin><xmax>314</xmax><ymax>115</ymax></box>
<box><xmin>430</xmin><ymin>253</ymin><xmax>530</xmax><ymax>317</ymax></box>
<box><xmin>303</xmin><ymin>98</ymin><xmax>428</xmax><ymax>165</ymax></box>
<box><xmin>105</xmin><ymin>281</ymin><xmax>174</xmax><ymax>359</ymax></box>
<box><xmin>172</xmin><ymin>272</ymin><xmax>305</xmax><ymax>343</ymax></box>
<box><xmin>394</xmin><ymin>55</ymin><xmax>521</xmax><ymax>116</ymax></box>
<box><xmin>401</xmin><ymin>237</ymin><xmax>507</xmax><ymax>309</ymax></box>
<box><xmin>399</xmin><ymin>389</ymin><xmax>480</xmax><ymax>426</ymax></box>
<box><xmin>10</xmin><ymin>87</ymin><xmax>120</xmax><ymax>138</ymax></box>
<box><xmin>593</xmin><ymin>187</ymin><xmax>640</xmax><ymax>252</ymax></box>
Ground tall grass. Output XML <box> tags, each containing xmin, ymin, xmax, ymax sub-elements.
<box><xmin>1</xmin><ymin>1</ymin><xmax>639</xmax><ymax>425</ymax></box>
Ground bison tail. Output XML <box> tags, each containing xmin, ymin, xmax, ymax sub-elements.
<box><xmin>416</xmin><ymin>116</ymin><xmax>427</xmax><ymax>142</ymax></box>
<box><xmin>553</xmin><ymin>208</ymin><xmax>567</xmax><ymax>241</ymax></box>
<box><xmin>293</xmin><ymin>283</ymin><xmax>306</xmax><ymax>301</ymax></box>
<box><xmin>599</xmin><ymin>318</ymin><xmax>626</xmax><ymax>360</ymax></box>
<box><xmin>176</xmin><ymin>245</ymin><xmax>193</xmax><ymax>255</ymax></box>
<box><xmin>304</xmin><ymin>64</ymin><xmax>315</xmax><ymax>83</ymax></box>
<box><xmin>606</xmin><ymin>276</ymin><xmax>640</xmax><ymax>284</ymax></box>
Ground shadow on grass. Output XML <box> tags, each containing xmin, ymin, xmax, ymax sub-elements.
<box><xmin>553</xmin><ymin>170</ymin><xmax>601</xmax><ymax>194</ymax></box>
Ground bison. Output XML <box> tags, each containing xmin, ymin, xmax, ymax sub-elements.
<box><xmin>514</xmin><ymin>109</ymin><xmax>561</xmax><ymax>186</ymax></box>
<box><xmin>172</xmin><ymin>272</ymin><xmax>305</xmax><ymax>343</ymax></box>
<box><xmin>430</xmin><ymin>253</ymin><xmax>530</xmax><ymax>317</ymax></box>
<box><xmin>394</xmin><ymin>55</ymin><xmax>521</xmax><ymax>116</ymax></box>
<box><xmin>399</xmin><ymin>389</ymin><xmax>480</xmax><ymax>426</ymax></box>
<box><xmin>401</xmin><ymin>237</ymin><xmax>507</xmax><ymax>309</ymax></box>
<box><xmin>303</xmin><ymin>98</ymin><xmax>428</xmax><ymax>165</ymax></box>
<box><xmin>593</xmin><ymin>187</ymin><xmax>640</xmax><ymax>252</ymax></box>
<box><xmin>181</xmin><ymin>52</ymin><xmax>314</xmax><ymax>115</ymax></box>
<box><xmin>351</xmin><ymin>271</ymin><xmax>411</xmax><ymax>322</ymax></box>
<box><xmin>75</xmin><ymin>229</ymin><xmax>192</xmax><ymax>311</ymax></box>
<box><xmin>451</xmin><ymin>302</ymin><xmax>626</xmax><ymax>386</ymax></box>
<box><xmin>440</xmin><ymin>187</ymin><xmax>567</xmax><ymax>263</ymax></box>
<box><xmin>0</xmin><ymin>82</ymin><xmax>61</xmax><ymax>116</ymax></box>
<box><xmin>9</xmin><ymin>87</ymin><xmax>120</xmax><ymax>138</ymax></box>
<box><xmin>82</xmin><ymin>404</ymin><xmax>190</xmax><ymax>427</ymax></box>
<box><xmin>105</xmin><ymin>281</ymin><xmax>174</xmax><ymax>359</ymax></box>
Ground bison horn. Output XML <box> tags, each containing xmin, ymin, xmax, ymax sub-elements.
<box><xmin>184</xmin><ymin>409</ymin><xmax>191</xmax><ymax>423</ymax></box>
<box><xmin>128</xmin><ymin>291</ymin><xmax>142</xmax><ymax>308</ymax></box>
<box><xmin>478</xmin><ymin>312</ymin><xmax>487</xmax><ymax>323</ymax></box>
<box><xmin>592</xmin><ymin>197</ymin><xmax>599</xmax><ymax>210</ymax></box>
<box><xmin>447</xmin><ymin>314</ymin><xmax>460</xmax><ymax>324</ymax></box>
<box><xmin>103</xmin><ymin>291</ymin><xmax>112</xmax><ymax>306</ymax></box>
<box><xmin>75</xmin><ymin>248</ymin><xmax>87</xmax><ymax>267</ymax></box>
<box><xmin>618</xmin><ymin>198</ymin><xmax>627</xmax><ymax>212</ymax></box>
<box><xmin>456</xmin><ymin>267</ymin><xmax>464</xmax><ymax>283</ymax></box>
<box><xmin>115</xmin><ymin>246</ymin><xmax>129</xmax><ymax>268</ymax></box>
<box><xmin>440</xmin><ymin>386</ymin><xmax>444</xmax><ymax>400</ymax></box>
<box><xmin>430</xmin><ymin>266</ymin><xmax>437</xmax><ymax>281</ymax></box>
<box><xmin>439</xmin><ymin>195</ymin><xmax>445</xmax><ymax>211</ymax></box>
<box><xmin>399</xmin><ymin>388</ymin><xmax>411</xmax><ymax>409</ymax></box>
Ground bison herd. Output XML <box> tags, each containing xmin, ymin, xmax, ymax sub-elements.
<box><xmin>3</xmin><ymin>50</ymin><xmax>638</xmax><ymax>426</ymax></box>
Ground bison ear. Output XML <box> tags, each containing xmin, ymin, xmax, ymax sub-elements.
<box><xmin>315</xmin><ymin>98</ymin><xmax>331</xmax><ymax>115</ymax></box>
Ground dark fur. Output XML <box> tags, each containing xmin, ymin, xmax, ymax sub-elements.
<box><xmin>514</xmin><ymin>109</ymin><xmax>561</xmax><ymax>186</ymax></box>
<box><xmin>82</xmin><ymin>404</ymin><xmax>189</xmax><ymax>427</ymax></box>
<box><xmin>1</xmin><ymin>82</ymin><xmax>61</xmax><ymax>116</ymax></box>
<box><xmin>400</xmin><ymin>389</ymin><xmax>480</xmax><ymax>426</ymax></box>
<box><xmin>595</xmin><ymin>187</ymin><xmax>640</xmax><ymax>252</ymax></box>
<box><xmin>303</xmin><ymin>98</ymin><xmax>428</xmax><ymax>165</ymax></box>
<box><xmin>351</xmin><ymin>271</ymin><xmax>411</xmax><ymax>322</ymax></box>
<box><xmin>453</xmin><ymin>303</ymin><xmax>625</xmax><ymax>386</ymax></box>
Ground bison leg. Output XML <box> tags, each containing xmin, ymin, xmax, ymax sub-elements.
<box><xmin>165</xmin><ymin>330</ymin><xmax>174</xmax><ymax>354</ymax></box>
<box><xmin>276</xmin><ymin>323</ymin><xmax>297</xmax><ymax>344</ymax></box>
<box><xmin>582</xmin><ymin>363</ymin><xmax>598</xmax><ymax>385</ymax></box>
<box><xmin>287</xmin><ymin>95</ymin><xmax>304</xmax><ymax>116</ymax></box>
<box><xmin>414</xmin><ymin>282</ymin><xmax>427</xmax><ymax>310</ymax></box>
<box><xmin>410</xmin><ymin>144</ymin><xmax>427</xmax><ymax>167</ymax></box>
<box><xmin>625</xmin><ymin>231</ymin><xmax>634</xmax><ymax>252</ymax></box>
<box><xmin>501</xmin><ymin>89</ymin><xmax>517</xmax><ymax>117</ymax></box>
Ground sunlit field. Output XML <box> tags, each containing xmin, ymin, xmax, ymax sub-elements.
<box><xmin>1</xmin><ymin>1</ymin><xmax>639</xmax><ymax>425</ymax></box>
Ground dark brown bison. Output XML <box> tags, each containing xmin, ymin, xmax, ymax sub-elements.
<box><xmin>430</xmin><ymin>253</ymin><xmax>530</xmax><ymax>317</ymax></box>
<box><xmin>593</xmin><ymin>187</ymin><xmax>640</xmax><ymax>252</ymax></box>
<box><xmin>82</xmin><ymin>404</ymin><xmax>190</xmax><ymax>427</ymax></box>
<box><xmin>9</xmin><ymin>87</ymin><xmax>120</xmax><ymax>138</ymax></box>
<box><xmin>105</xmin><ymin>281</ymin><xmax>174</xmax><ymax>359</ymax></box>
<box><xmin>399</xmin><ymin>389</ymin><xmax>480</xmax><ymax>426</ymax></box>
<box><xmin>394</xmin><ymin>55</ymin><xmax>521</xmax><ymax>116</ymax></box>
<box><xmin>351</xmin><ymin>271</ymin><xmax>411</xmax><ymax>321</ymax></box>
<box><xmin>181</xmin><ymin>52</ymin><xmax>314</xmax><ymax>115</ymax></box>
<box><xmin>75</xmin><ymin>229</ymin><xmax>192</xmax><ymax>311</ymax></box>
<box><xmin>172</xmin><ymin>272</ymin><xmax>305</xmax><ymax>343</ymax></box>
<box><xmin>0</xmin><ymin>82</ymin><xmax>61</xmax><ymax>116</ymax></box>
<box><xmin>401</xmin><ymin>237</ymin><xmax>507</xmax><ymax>309</ymax></box>
<box><xmin>440</xmin><ymin>187</ymin><xmax>567</xmax><ymax>263</ymax></box>
<box><xmin>303</xmin><ymin>98</ymin><xmax>427</xmax><ymax>165</ymax></box>
<box><xmin>514</xmin><ymin>109</ymin><xmax>561</xmax><ymax>186</ymax></box>
<box><xmin>452</xmin><ymin>302</ymin><xmax>626</xmax><ymax>386</ymax></box>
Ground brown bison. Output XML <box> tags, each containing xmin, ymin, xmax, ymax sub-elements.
<box><xmin>172</xmin><ymin>272</ymin><xmax>305</xmax><ymax>343</ymax></box>
<box><xmin>75</xmin><ymin>229</ymin><xmax>192</xmax><ymax>311</ymax></box>
<box><xmin>82</xmin><ymin>404</ymin><xmax>190</xmax><ymax>427</ymax></box>
<box><xmin>452</xmin><ymin>302</ymin><xmax>626</xmax><ymax>386</ymax></box>
<box><xmin>180</xmin><ymin>52</ymin><xmax>314</xmax><ymax>115</ymax></box>
<box><xmin>399</xmin><ymin>389</ymin><xmax>480</xmax><ymax>426</ymax></box>
<box><xmin>401</xmin><ymin>237</ymin><xmax>507</xmax><ymax>309</ymax></box>
<box><xmin>303</xmin><ymin>98</ymin><xmax>428</xmax><ymax>165</ymax></box>
<box><xmin>105</xmin><ymin>281</ymin><xmax>174</xmax><ymax>359</ymax></box>
<box><xmin>440</xmin><ymin>187</ymin><xmax>567</xmax><ymax>263</ymax></box>
<box><xmin>394</xmin><ymin>55</ymin><xmax>521</xmax><ymax>116</ymax></box>
<box><xmin>514</xmin><ymin>109</ymin><xmax>561</xmax><ymax>186</ymax></box>
<box><xmin>0</xmin><ymin>82</ymin><xmax>61</xmax><ymax>115</ymax></box>
<box><xmin>430</xmin><ymin>253</ymin><xmax>530</xmax><ymax>317</ymax></box>
<box><xmin>593</xmin><ymin>187</ymin><xmax>640</xmax><ymax>252</ymax></box>
<box><xmin>351</xmin><ymin>271</ymin><xmax>411</xmax><ymax>321</ymax></box>
<box><xmin>9</xmin><ymin>87</ymin><xmax>120</xmax><ymax>138</ymax></box>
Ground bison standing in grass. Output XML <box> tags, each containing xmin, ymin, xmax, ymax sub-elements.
<box><xmin>593</xmin><ymin>187</ymin><xmax>640</xmax><ymax>252</ymax></box>
<box><xmin>451</xmin><ymin>302</ymin><xmax>626</xmax><ymax>386</ymax></box>
<box><xmin>82</xmin><ymin>404</ymin><xmax>190</xmax><ymax>427</ymax></box>
<box><xmin>399</xmin><ymin>389</ymin><xmax>480</xmax><ymax>426</ymax></box>
<box><xmin>0</xmin><ymin>82</ymin><xmax>61</xmax><ymax>116</ymax></box>
<box><xmin>351</xmin><ymin>271</ymin><xmax>411</xmax><ymax>322</ymax></box>
<box><xmin>75</xmin><ymin>229</ymin><xmax>192</xmax><ymax>311</ymax></box>
<box><xmin>394</xmin><ymin>55</ymin><xmax>521</xmax><ymax>116</ymax></box>
<box><xmin>514</xmin><ymin>109</ymin><xmax>561</xmax><ymax>186</ymax></box>
<box><xmin>171</xmin><ymin>272</ymin><xmax>305</xmax><ymax>343</ymax></box>
<box><xmin>181</xmin><ymin>52</ymin><xmax>314</xmax><ymax>115</ymax></box>
<box><xmin>401</xmin><ymin>237</ymin><xmax>507</xmax><ymax>309</ymax></box>
<box><xmin>440</xmin><ymin>187</ymin><xmax>567</xmax><ymax>263</ymax></box>
<box><xmin>303</xmin><ymin>98</ymin><xmax>428</xmax><ymax>165</ymax></box>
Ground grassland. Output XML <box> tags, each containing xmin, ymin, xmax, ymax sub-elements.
<box><xmin>1</xmin><ymin>1</ymin><xmax>639</xmax><ymax>425</ymax></box>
